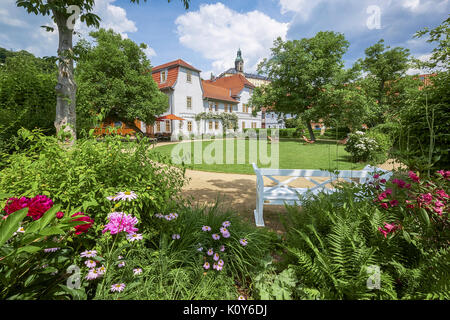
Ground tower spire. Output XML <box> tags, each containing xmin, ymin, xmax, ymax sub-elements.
<box><xmin>235</xmin><ymin>48</ymin><xmax>244</xmax><ymax>74</ymax></box>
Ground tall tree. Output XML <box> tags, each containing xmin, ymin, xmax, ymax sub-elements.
<box><xmin>357</xmin><ymin>39</ymin><xmax>410</xmax><ymax>122</ymax></box>
<box><xmin>250</xmin><ymin>32</ymin><xmax>353</xmax><ymax>141</ymax></box>
<box><xmin>15</xmin><ymin>0</ymin><xmax>190</xmax><ymax>144</ymax></box>
<box><xmin>75</xmin><ymin>28</ymin><xmax>168</xmax><ymax>134</ymax></box>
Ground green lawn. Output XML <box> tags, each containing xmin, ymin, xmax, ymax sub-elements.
<box><xmin>153</xmin><ymin>138</ymin><xmax>366</xmax><ymax>175</ymax></box>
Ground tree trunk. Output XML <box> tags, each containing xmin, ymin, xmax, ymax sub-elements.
<box><xmin>306</xmin><ymin>121</ymin><xmax>316</xmax><ymax>141</ymax></box>
<box><xmin>54</xmin><ymin>12</ymin><xmax>77</xmax><ymax>145</ymax></box>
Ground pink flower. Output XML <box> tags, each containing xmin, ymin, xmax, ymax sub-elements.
<box><xmin>385</xmin><ymin>188</ymin><xmax>393</xmax><ymax>195</ymax></box>
<box><xmin>389</xmin><ymin>199</ymin><xmax>399</xmax><ymax>207</ymax></box>
<box><xmin>203</xmin><ymin>262</ymin><xmax>210</xmax><ymax>270</ymax></box>
<box><xmin>393</xmin><ymin>179</ymin><xmax>406</xmax><ymax>188</ymax></box>
<box><xmin>212</xmin><ymin>233</ymin><xmax>220</xmax><ymax>240</ymax></box>
<box><xmin>56</xmin><ymin>211</ymin><xmax>64</xmax><ymax>219</ymax></box>
<box><xmin>377</xmin><ymin>193</ymin><xmax>387</xmax><ymax>201</ymax></box>
<box><xmin>379</xmin><ymin>223</ymin><xmax>398</xmax><ymax>238</ymax></box>
<box><xmin>380</xmin><ymin>203</ymin><xmax>389</xmax><ymax>210</ymax></box>
<box><xmin>222</xmin><ymin>231</ymin><xmax>231</xmax><ymax>238</ymax></box>
<box><xmin>437</xmin><ymin>170</ymin><xmax>450</xmax><ymax>180</ymax></box>
<box><xmin>405</xmin><ymin>200</ymin><xmax>414</xmax><ymax>209</ymax></box>
<box><xmin>408</xmin><ymin>171</ymin><xmax>420</xmax><ymax>182</ymax></box>
<box><xmin>419</xmin><ymin>193</ymin><xmax>433</xmax><ymax>205</ymax></box>
<box><xmin>239</xmin><ymin>239</ymin><xmax>248</xmax><ymax>246</ymax></box>
<box><xmin>213</xmin><ymin>253</ymin><xmax>220</xmax><ymax>261</ymax></box>
<box><xmin>435</xmin><ymin>189</ymin><xmax>449</xmax><ymax>199</ymax></box>
<box><xmin>380</xmin><ymin>179</ymin><xmax>387</xmax><ymax>184</ymax></box>
<box><xmin>433</xmin><ymin>207</ymin><xmax>443</xmax><ymax>216</ymax></box>
<box><xmin>373</xmin><ymin>174</ymin><xmax>380</xmax><ymax>179</ymax></box>
<box><xmin>435</xmin><ymin>200</ymin><xmax>445</xmax><ymax>208</ymax></box>
<box><xmin>102</xmin><ymin>212</ymin><xmax>138</xmax><ymax>235</ymax></box>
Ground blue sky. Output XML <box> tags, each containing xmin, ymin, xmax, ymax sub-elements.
<box><xmin>1</xmin><ymin>0</ymin><xmax>448</xmax><ymax>77</ymax></box>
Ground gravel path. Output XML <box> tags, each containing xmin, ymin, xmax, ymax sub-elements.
<box><xmin>154</xmin><ymin>141</ymin><xmax>405</xmax><ymax>233</ymax></box>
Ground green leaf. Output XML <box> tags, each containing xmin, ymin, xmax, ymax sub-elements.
<box><xmin>17</xmin><ymin>245</ymin><xmax>42</xmax><ymax>254</ymax></box>
<box><xmin>419</xmin><ymin>208</ymin><xmax>430</xmax><ymax>227</ymax></box>
<box><xmin>0</xmin><ymin>207</ymin><xmax>29</xmax><ymax>248</ymax></box>
<box><xmin>39</xmin><ymin>227</ymin><xmax>65</xmax><ymax>236</ymax></box>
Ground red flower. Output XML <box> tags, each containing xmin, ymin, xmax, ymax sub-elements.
<box><xmin>380</xmin><ymin>203</ymin><xmax>389</xmax><ymax>209</ymax></box>
<box><xmin>27</xmin><ymin>195</ymin><xmax>53</xmax><ymax>220</ymax></box>
<box><xmin>4</xmin><ymin>197</ymin><xmax>30</xmax><ymax>215</ymax></box>
<box><xmin>3</xmin><ymin>195</ymin><xmax>53</xmax><ymax>221</ymax></box>
<box><xmin>56</xmin><ymin>211</ymin><xmax>64</xmax><ymax>219</ymax></box>
<box><xmin>71</xmin><ymin>212</ymin><xmax>94</xmax><ymax>235</ymax></box>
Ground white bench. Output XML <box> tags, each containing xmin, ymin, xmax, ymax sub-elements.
<box><xmin>252</xmin><ymin>163</ymin><xmax>392</xmax><ymax>227</ymax></box>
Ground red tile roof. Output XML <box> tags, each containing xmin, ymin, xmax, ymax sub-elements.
<box><xmin>151</xmin><ymin>59</ymin><xmax>201</xmax><ymax>89</ymax></box>
<box><xmin>208</xmin><ymin>74</ymin><xmax>255</xmax><ymax>97</ymax></box>
<box><xmin>152</xmin><ymin>59</ymin><xmax>201</xmax><ymax>73</ymax></box>
<box><xmin>202</xmin><ymin>80</ymin><xmax>239</xmax><ymax>104</ymax></box>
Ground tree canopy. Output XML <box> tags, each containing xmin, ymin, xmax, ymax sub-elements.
<box><xmin>75</xmin><ymin>28</ymin><xmax>168</xmax><ymax>134</ymax></box>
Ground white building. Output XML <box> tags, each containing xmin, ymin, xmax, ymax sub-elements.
<box><xmin>150</xmin><ymin>59</ymin><xmax>262</xmax><ymax>140</ymax></box>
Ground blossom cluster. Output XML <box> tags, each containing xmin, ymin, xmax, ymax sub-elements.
<box><xmin>3</xmin><ymin>195</ymin><xmax>53</xmax><ymax>220</ymax></box>
<box><xmin>373</xmin><ymin>170</ymin><xmax>449</xmax><ymax>238</ymax></box>
<box><xmin>155</xmin><ymin>212</ymin><xmax>179</xmax><ymax>221</ymax></box>
<box><xmin>102</xmin><ymin>212</ymin><xmax>139</xmax><ymax>235</ymax></box>
<box><xmin>199</xmin><ymin>220</ymin><xmax>249</xmax><ymax>272</ymax></box>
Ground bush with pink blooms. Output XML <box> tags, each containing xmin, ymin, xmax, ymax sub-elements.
<box><xmin>372</xmin><ymin>170</ymin><xmax>449</xmax><ymax>248</ymax></box>
<box><xmin>0</xmin><ymin>194</ymin><xmax>94</xmax><ymax>299</ymax></box>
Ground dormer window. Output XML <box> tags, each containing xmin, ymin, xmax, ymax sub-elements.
<box><xmin>161</xmin><ymin>69</ymin><xmax>168</xmax><ymax>83</ymax></box>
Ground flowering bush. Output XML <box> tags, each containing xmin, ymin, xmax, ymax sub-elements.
<box><xmin>0</xmin><ymin>129</ymin><xmax>188</xmax><ymax>242</ymax></box>
<box><xmin>0</xmin><ymin>194</ymin><xmax>94</xmax><ymax>299</ymax></box>
<box><xmin>372</xmin><ymin>170</ymin><xmax>449</xmax><ymax>248</ymax></box>
<box><xmin>344</xmin><ymin>130</ymin><xmax>388</xmax><ymax>163</ymax></box>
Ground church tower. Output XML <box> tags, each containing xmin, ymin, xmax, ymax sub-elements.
<box><xmin>235</xmin><ymin>48</ymin><xmax>244</xmax><ymax>74</ymax></box>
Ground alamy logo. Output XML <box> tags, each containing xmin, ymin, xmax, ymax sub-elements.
<box><xmin>66</xmin><ymin>264</ymin><xmax>81</xmax><ymax>289</ymax></box>
<box><xmin>171</xmin><ymin>129</ymin><xmax>280</xmax><ymax>168</ymax></box>
<box><xmin>66</xmin><ymin>5</ymin><xmax>81</xmax><ymax>30</ymax></box>
<box><xmin>366</xmin><ymin>265</ymin><xmax>381</xmax><ymax>290</ymax></box>
<box><xmin>366</xmin><ymin>5</ymin><xmax>381</xmax><ymax>30</ymax></box>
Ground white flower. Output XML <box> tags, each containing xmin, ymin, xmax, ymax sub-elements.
<box><xmin>133</xmin><ymin>268</ymin><xmax>143</xmax><ymax>276</ymax></box>
<box><xmin>127</xmin><ymin>233</ymin><xmax>143</xmax><ymax>242</ymax></box>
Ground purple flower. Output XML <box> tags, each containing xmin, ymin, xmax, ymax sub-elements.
<box><xmin>222</xmin><ymin>231</ymin><xmax>230</xmax><ymax>238</ymax></box>
<box><xmin>222</xmin><ymin>221</ymin><xmax>231</xmax><ymax>227</ymax></box>
<box><xmin>102</xmin><ymin>212</ymin><xmax>139</xmax><ymax>235</ymax></box>
<box><xmin>207</xmin><ymin>248</ymin><xmax>214</xmax><ymax>256</ymax></box>
<box><xmin>213</xmin><ymin>253</ymin><xmax>220</xmax><ymax>261</ymax></box>
<box><xmin>172</xmin><ymin>234</ymin><xmax>181</xmax><ymax>240</ymax></box>
<box><xmin>202</xmin><ymin>225</ymin><xmax>211</xmax><ymax>232</ymax></box>
<box><xmin>80</xmin><ymin>250</ymin><xmax>97</xmax><ymax>258</ymax></box>
<box><xmin>239</xmin><ymin>239</ymin><xmax>248</xmax><ymax>246</ymax></box>
<box><xmin>44</xmin><ymin>247</ymin><xmax>60</xmax><ymax>253</ymax></box>
<box><xmin>212</xmin><ymin>234</ymin><xmax>220</xmax><ymax>240</ymax></box>
<box><xmin>203</xmin><ymin>262</ymin><xmax>210</xmax><ymax>270</ymax></box>
<box><xmin>220</xmin><ymin>245</ymin><xmax>225</xmax><ymax>252</ymax></box>
<box><xmin>111</xmin><ymin>283</ymin><xmax>126</xmax><ymax>292</ymax></box>
<box><xmin>85</xmin><ymin>260</ymin><xmax>96</xmax><ymax>268</ymax></box>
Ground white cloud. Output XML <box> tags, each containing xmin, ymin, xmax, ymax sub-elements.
<box><xmin>175</xmin><ymin>3</ymin><xmax>289</xmax><ymax>75</ymax></box>
<box><xmin>0</xmin><ymin>0</ymin><xmax>138</xmax><ymax>58</ymax></box>
<box><xmin>278</xmin><ymin>0</ymin><xmax>322</xmax><ymax>20</ymax></box>
<box><xmin>143</xmin><ymin>46</ymin><xmax>157</xmax><ymax>59</ymax></box>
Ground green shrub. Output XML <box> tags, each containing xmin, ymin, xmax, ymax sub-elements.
<box><xmin>0</xmin><ymin>129</ymin><xmax>188</xmax><ymax>238</ymax></box>
<box><xmin>280</xmin><ymin>171</ymin><xmax>449</xmax><ymax>300</ymax></box>
<box><xmin>345</xmin><ymin>130</ymin><xmax>388</xmax><ymax>164</ymax></box>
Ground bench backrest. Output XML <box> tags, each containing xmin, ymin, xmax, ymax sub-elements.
<box><xmin>252</xmin><ymin>163</ymin><xmax>392</xmax><ymax>192</ymax></box>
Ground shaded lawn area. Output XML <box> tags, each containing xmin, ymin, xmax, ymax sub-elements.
<box><xmin>153</xmin><ymin>138</ymin><xmax>366</xmax><ymax>175</ymax></box>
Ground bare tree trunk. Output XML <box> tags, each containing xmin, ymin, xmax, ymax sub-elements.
<box><xmin>306</xmin><ymin>121</ymin><xmax>316</xmax><ymax>141</ymax></box>
<box><xmin>54</xmin><ymin>12</ymin><xmax>77</xmax><ymax>145</ymax></box>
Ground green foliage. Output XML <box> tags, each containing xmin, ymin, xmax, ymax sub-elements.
<box><xmin>393</xmin><ymin>71</ymin><xmax>450</xmax><ymax>172</ymax></box>
<box><xmin>0</xmin><ymin>129</ymin><xmax>188</xmax><ymax>237</ymax></box>
<box><xmin>74</xmin><ymin>28</ymin><xmax>168</xmax><ymax>133</ymax></box>
<box><xmin>280</xmin><ymin>173</ymin><xmax>449</xmax><ymax>300</ymax></box>
<box><xmin>250</xmin><ymin>31</ymin><xmax>357</xmax><ymax>141</ymax></box>
<box><xmin>0</xmin><ymin>51</ymin><xmax>57</xmax><ymax>155</ymax></box>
